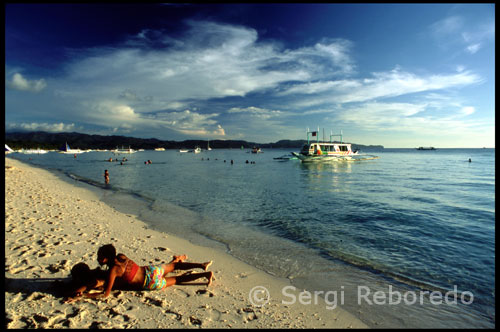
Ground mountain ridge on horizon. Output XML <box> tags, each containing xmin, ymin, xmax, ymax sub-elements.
<box><xmin>5</xmin><ymin>131</ymin><xmax>384</xmax><ymax>150</ymax></box>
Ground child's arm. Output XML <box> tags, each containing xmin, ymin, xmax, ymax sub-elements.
<box><xmin>85</xmin><ymin>267</ymin><xmax>118</xmax><ymax>299</ymax></box>
<box><xmin>63</xmin><ymin>285</ymin><xmax>88</xmax><ymax>303</ymax></box>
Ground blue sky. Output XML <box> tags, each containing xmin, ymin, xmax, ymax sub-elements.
<box><xmin>5</xmin><ymin>3</ymin><xmax>495</xmax><ymax>147</ymax></box>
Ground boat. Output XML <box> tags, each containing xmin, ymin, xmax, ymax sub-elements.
<box><xmin>20</xmin><ymin>148</ymin><xmax>48</xmax><ymax>154</ymax></box>
<box><xmin>416</xmin><ymin>147</ymin><xmax>436</xmax><ymax>150</ymax></box>
<box><xmin>273</xmin><ymin>154</ymin><xmax>298</xmax><ymax>161</ymax></box>
<box><xmin>193</xmin><ymin>146</ymin><xmax>202</xmax><ymax>154</ymax></box>
<box><xmin>5</xmin><ymin>144</ymin><xmax>15</xmax><ymax>154</ymax></box>
<box><xmin>207</xmin><ymin>140</ymin><xmax>212</xmax><ymax>151</ymax></box>
<box><xmin>59</xmin><ymin>142</ymin><xmax>85</xmax><ymax>154</ymax></box>
<box><xmin>292</xmin><ymin>129</ymin><xmax>377</xmax><ymax>162</ymax></box>
<box><xmin>111</xmin><ymin>146</ymin><xmax>136</xmax><ymax>154</ymax></box>
<box><xmin>154</xmin><ymin>147</ymin><xmax>165</xmax><ymax>151</ymax></box>
<box><xmin>251</xmin><ymin>146</ymin><xmax>262</xmax><ymax>153</ymax></box>
<box><xmin>179</xmin><ymin>149</ymin><xmax>189</xmax><ymax>153</ymax></box>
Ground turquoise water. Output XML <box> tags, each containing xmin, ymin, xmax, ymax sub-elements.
<box><xmin>8</xmin><ymin>148</ymin><xmax>494</xmax><ymax>328</ymax></box>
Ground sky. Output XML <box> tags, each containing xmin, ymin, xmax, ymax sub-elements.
<box><xmin>5</xmin><ymin>3</ymin><xmax>495</xmax><ymax>147</ymax></box>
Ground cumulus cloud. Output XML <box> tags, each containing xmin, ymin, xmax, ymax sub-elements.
<box><xmin>330</xmin><ymin>100</ymin><xmax>486</xmax><ymax>143</ymax></box>
<box><xmin>60</xmin><ymin>21</ymin><xmax>355</xmax><ymax>106</ymax></box>
<box><xmin>41</xmin><ymin>20</ymin><xmax>360</xmax><ymax>139</ymax></box>
<box><xmin>6</xmin><ymin>73</ymin><xmax>47</xmax><ymax>92</ymax></box>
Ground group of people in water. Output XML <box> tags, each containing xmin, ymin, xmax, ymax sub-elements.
<box><xmin>64</xmin><ymin>244</ymin><xmax>214</xmax><ymax>303</ymax></box>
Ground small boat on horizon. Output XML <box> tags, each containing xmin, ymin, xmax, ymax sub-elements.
<box><xmin>416</xmin><ymin>147</ymin><xmax>436</xmax><ymax>150</ymax></box>
<box><xmin>20</xmin><ymin>148</ymin><xmax>48</xmax><ymax>154</ymax></box>
<box><xmin>59</xmin><ymin>142</ymin><xmax>85</xmax><ymax>154</ymax></box>
<box><xmin>251</xmin><ymin>146</ymin><xmax>262</xmax><ymax>153</ymax></box>
<box><xmin>111</xmin><ymin>146</ymin><xmax>136</xmax><ymax>154</ymax></box>
<box><xmin>5</xmin><ymin>144</ymin><xmax>15</xmax><ymax>154</ymax></box>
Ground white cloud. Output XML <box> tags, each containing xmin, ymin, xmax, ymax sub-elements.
<box><xmin>228</xmin><ymin>106</ymin><xmax>283</xmax><ymax>120</ymax></box>
<box><xmin>330</xmin><ymin>101</ymin><xmax>488</xmax><ymax>145</ymax></box>
<box><xmin>429</xmin><ymin>15</ymin><xmax>494</xmax><ymax>55</ymax></box>
<box><xmin>284</xmin><ymin>67</ymin><xmax>482</xmax><ymax>108</ymax></box>
<box><xmin>430</xmin><ymin>16</ymin><xmax>464</xmax><ymax>38</ymax></box>
<box><xmin>59</xmin><ymin>21</ymin><xmax>355</xmax><ymax>108</ymax></box>
<box><xmin>460</xmin><ymin>106</ymin><xmax>475</xmax><ymax>116</ymax></box>
<box><xmin>6</xmin><ymin>73</ymin><xmax>47</xmax><ymax>92</ymax></box>
<box><xmin>466</xmin><ymin>43</ymin><xmax>481</xmax><ymax>54</ymax></box>
<box><xmin>7</xmin><ymin>122</ymin><xmax>76</xmax><ymax>132</ymax></box>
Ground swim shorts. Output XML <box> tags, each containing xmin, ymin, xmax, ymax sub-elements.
<box><xmin>143</xmin><ymin>265</ymin><xmax>167</xmax><ymax>290</ymax></box>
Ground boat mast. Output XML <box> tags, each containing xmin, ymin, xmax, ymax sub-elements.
<box><xmin>306</xmin><ymin>127</ymin><xmax>320</xmax><ymax>144</ymax></box>
<box><xmin>329</xmin><ymin>130</ymin><xmax>343</xmax><ymax>143</ymax></box>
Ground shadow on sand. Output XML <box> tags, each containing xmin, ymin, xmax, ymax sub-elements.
<box><xmin>5</xmin><ymin>277</ymin><xmax>71</xmax><ymax>299</ymax></box>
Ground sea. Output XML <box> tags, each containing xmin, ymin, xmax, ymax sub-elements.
<box><xmin>7</xmin><ymin>147</ymin><xmax>495</xmax><ymax>328</ymax></box>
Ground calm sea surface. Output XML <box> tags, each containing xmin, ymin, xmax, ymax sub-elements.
<box><xmin>8</xmin><ymin>148</ymin><xmax>494</xmax><ymax>328</ymax></box>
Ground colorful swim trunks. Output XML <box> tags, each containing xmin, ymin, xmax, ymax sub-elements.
<box><xmin>143</xmin><ymin>265</ymin><xmax>167</xmax><ymax>290</ymax></box>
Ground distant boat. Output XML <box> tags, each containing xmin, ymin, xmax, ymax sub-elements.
<box><xmin>111</xmin><ymin>146</ymin><xmax>136</xmax><ymax>154</ymax></box>
<box><xmin>5</xmin><ymin>144</ymin><xmax>14</xmax><ymax>154</ymax></box>
<box><xmin>193</xmin><ymin>146</ymin><xmax>202</xmax><ymax>154</ymax></box>
<box><xmin>416</xmin><ymin>147</ymin><xmax>436</xmax><ymax>150</ymax></box>
<box><xmin>59</xmin><ymin>142</ymin><xmax>85</xmax><ymax>154</ymax></box>
<box><xmin>154</xmin><ymin>147</ymin><xmax>165</xmax><ymax>151</ymax></box>
<box><xmin>179</xmin><ymin>149</ymin><xmax>189</xmax><ymax>153</ymax></box>
<box><xmin>207</xmin><ymin>140</ymin><xmax>212</xmax><ymax>151</ymax></box>
<box><xmin>20</xmin><ymin>148</ymin><xmax>48</xmax><ymax>154</ymax></box>
<box><xmin>251</xmin><ymin>146</ymin><xmax>262</xmax><ymax>153</ymax></box>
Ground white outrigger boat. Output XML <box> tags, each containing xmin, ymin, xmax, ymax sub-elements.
<box><xmin>111</xmin><ymin>146</ymin><xmax>136</xmax><ymax>154</ymax></box>
<box><xmin>292</xmin><ymin>129</ymin><xmax>378</xmax><ymax>162</ymax></box>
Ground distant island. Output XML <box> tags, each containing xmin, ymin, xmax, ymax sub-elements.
<box><xmin>5</xmin><ymin>131</ymin><xmax>384</xmax><ymax>151</ymax></box>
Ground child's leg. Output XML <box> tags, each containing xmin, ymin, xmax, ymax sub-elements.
<box><xmin>161</xmin><ymin>255</ymin><xmax>188</xmax><ymax>274</ymax></box>
<box><xmin>162</xmin><ymin>261</ymin><xmax>212</xmax><ymax>274</ymax></box>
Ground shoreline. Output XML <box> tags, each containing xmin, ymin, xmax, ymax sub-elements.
<box><xmin>5</xmin><ymin>157</ymin><xmax>368</xmax><ymax>328</ymax></box>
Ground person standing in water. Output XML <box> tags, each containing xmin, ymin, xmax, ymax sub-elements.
<box><xmin>104</xmin><ymin>170</ymin><xmax>109</xmax><ymax>184</ymax></box>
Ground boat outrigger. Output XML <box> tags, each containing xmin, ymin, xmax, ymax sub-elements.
<box><xmin>292</xmin><ymin>129</ymin><xmax>378</xmax><ymax>162</ymax></box>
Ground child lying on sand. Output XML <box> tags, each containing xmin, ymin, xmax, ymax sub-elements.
<box><xmin>64</xmin><ymin>246</ymin><xmax>213</xmax><ymax>302</ymax></box>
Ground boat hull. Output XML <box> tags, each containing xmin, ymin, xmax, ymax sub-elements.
<box><xmin>292</xmin><ymin>152</ymin><xmax>354</xmax><ymax>162</ymax></box>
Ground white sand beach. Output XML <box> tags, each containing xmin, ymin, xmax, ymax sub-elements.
<box><xmin>5</xmin><ymin>157</ymin><xmax>367</xmax><ymax>328</ymax></box>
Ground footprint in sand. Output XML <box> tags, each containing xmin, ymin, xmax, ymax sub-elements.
<box><xmin>196</xmin><ymin>289</ymin><xmax>215</xmax><ymax>297</ymax></box>
<box><xmin>189</xmin><ymin>316</ymin><xmax>203</xmax><ymax>326</ymax></box>
<box><xmin>143</xmin><ymin>296</ymin><xmax>165</xmax><ymax>308</ymax></box>
<box><xmin>237</xmin><ymin>307</ymin><xmax>258</xmax><ymax>322</ymax></box>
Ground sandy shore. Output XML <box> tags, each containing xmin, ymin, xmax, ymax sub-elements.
<box><xmin>5</xmin><ymin>157</ymin><xmax>367</xmax><ymax>328</ymax></box>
